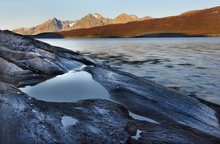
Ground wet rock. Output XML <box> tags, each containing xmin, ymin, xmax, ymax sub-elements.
<box><xmin>1</xmin><ymin>30</ymin><xmax>220</xmax><ymax>143</ymax></box>
<box><xmin>0</xmin><ymin>30</ymin><xmax>96</xmax><ymax>87</ymax></box>
<box><xmin>0</xmin><ymin>30</ymin><xmax>131</xmax><ymax>144</ymax></box>
<box><xmin>84</xmin><ymin>66</ymin><xmax>220</xmax><ymax>139</ymax></box>
<box><xmin>0</xmin><ymin>82</ymin><xmax>130</xmax><ymax>143</ymax></box>
<box><xmin>127</xmin><ymin>120</ymin><xmax>219</xmax><ymax>144</ymax></box>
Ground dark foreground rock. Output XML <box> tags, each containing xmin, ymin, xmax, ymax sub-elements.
<box><xmin>0</xmin><ymin>82</ymin><xmax>130</xmax><ymax>143</ymax></box>
<box><xmin>0</xmin><ymin>30</ymin><xmax>220</xmax><ymax>143</ymax></box>
<box><xmin>127</xmin><ymin>120</ymin><xmax>219</xmax><ymax>144</ymax></box>
<box><xmin>0</xmin><ymin>30</ymin><xmax>96</xmax><ymax>87</ymax></box>
<box><xmin>84</xmin><ymin>67</ymin><xmax>220</xmax><ymax>139</ymax></box>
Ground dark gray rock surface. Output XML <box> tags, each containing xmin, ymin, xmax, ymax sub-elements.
<box><xmin>126</xmin><ymin>120</ymin><xmax>219</xmax><ymax>144</ymax></box>
<box><xmin>0</xmin><ymin>30</ymin><xmax>96</xmax><ymax>86</ymax></box>
<box><xmin>0</xmin><ymin>30</ymin><xmax>130</xmax><ymax>143</ymax></box>
<box><xmin>84</xmin><ymin>66</ymin><xmax>220</xmax><ymax>139</ymax></box>
<box><xmin>0</xmin><ymin>30</ymin><xmax>220</xmax><ymax>143</ymax></box>
<box><xmin>0</xmin><ymin>82</ymin><xmax>130</xmax><ymax>143</ymax></box>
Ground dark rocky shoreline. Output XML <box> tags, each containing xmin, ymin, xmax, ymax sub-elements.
<box><xmin>0</xmin><ymin>30</ymin><xmax>220</xmax><ymax>143</ymax></box>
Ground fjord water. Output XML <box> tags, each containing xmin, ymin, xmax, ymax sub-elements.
<box><xmin>39</xmin><ymin>38</ymin><xmax>220</xmax><ymax>105</ymax></box>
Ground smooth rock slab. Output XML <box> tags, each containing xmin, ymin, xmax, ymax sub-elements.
<box><xmin>0</xmin><ymin>30</ymin><xmax>96</xmax><ymax>87</ymax></box>
<box><xmin>84</xmin><ymin>66</ymin><xmax>220</xmax><ymax>139</ymax></box>
<box><xmin>0</xmin><ymin>82</ymin><xmax>130</xmax><ymax>144</ymax></box>
<box><xmin>1</xmin><ymin>30</ymin><xmax>220</xmax><ymax>143</ymax></box>
<box><xmin>126</xmin><ymin>120</ymin><xmax>219</xmax><ymax>144</ymax></box>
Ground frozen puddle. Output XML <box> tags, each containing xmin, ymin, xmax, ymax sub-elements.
<box><xmin>19</xmin><ymin>71</ymin><xmax>110</xmax><ymax>102</ymax></box>
<box><xmin>61</xmin><ymin>116</ymin><xmax>78</xmax><ymax>126</ymax></box>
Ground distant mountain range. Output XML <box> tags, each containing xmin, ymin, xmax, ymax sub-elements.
<box><xmin>13</xmin><ymin>6</ymin><xmax>220</xmax><ymax>38</ymax></box>
<box><xmin>13</xmin><ymin>13</ymin><xmax>152</xmax><ymax>35</ymax></box>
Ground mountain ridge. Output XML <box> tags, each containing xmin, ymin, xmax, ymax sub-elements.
<box><xmin>54</xmin><ymin>6</ymin><xmax>220</xmax><ymax>38</ymax></box>
<box><xmin>13</xmin><ymin>6</ymin><xmax>220</xmax><ymax>37</ymax></box>
<box><xmin>13</xmin><ymin>13</ymin><xmax>151</xmax><ymax>35</ymax></box>
<box><xmin>13</xmin><ymin>18</ymin><xmax>73</xmax><ymax>35</ymax></box>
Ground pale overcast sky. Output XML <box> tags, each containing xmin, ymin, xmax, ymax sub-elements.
<box><xmin>0</xmin><ymin>0</ymin><xmax>220</xmax><ymax>30</ymax></box>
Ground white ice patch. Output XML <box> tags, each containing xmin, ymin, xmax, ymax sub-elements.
<box><xmin>129</xmin><ymin>111</ymin><xmax>159</xmax><ymax>124</ymax></box>
<box><xmin>61</xmin><ymin>116</ymin><xmax>78</xmax><ymax>127</ymax></box>
<box><xmin>131</xmin><ymin>129</ymin><xmax>142</xmax><ymax>140</ymax></box>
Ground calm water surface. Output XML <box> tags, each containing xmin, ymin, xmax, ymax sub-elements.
<box><xmin>39</xmin><ymin>38</ymin><xmax>220</xmax><ymax>105</ymax></box>
<box><xmin>20</xmin><ymin>71</ymin><xmax>109</xmax><ymax>102</ymax></box>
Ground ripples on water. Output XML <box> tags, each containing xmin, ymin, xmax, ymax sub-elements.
<box><xmin>39</xmin><ymin>38</ymin><xmax>220</xmax><ymax>105</ymax></box>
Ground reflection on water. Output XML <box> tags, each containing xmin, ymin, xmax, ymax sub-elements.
<box><xmin>39</xmin><ymin>38</ymin><xmax>220</xmax><ymax>105</ymax></box>
<box><xmin>20</xmin><ymin>71</ymin><xmax>109</xmax><ymax>102</ymax></box>
<box><xmin>20</xmin><ymin>70</ymin><xmax>160</xmax><ymax>122</ymax></box>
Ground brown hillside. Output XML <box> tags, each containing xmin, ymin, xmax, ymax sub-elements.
<box><xmin>58</xmin><ymin>6</ymin><xmax>220</xmax><ymax>38</ymax></box>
